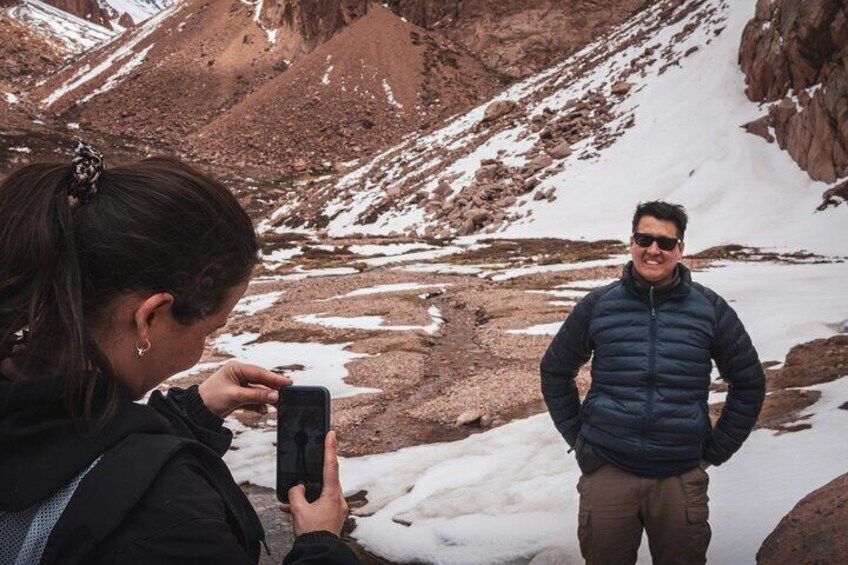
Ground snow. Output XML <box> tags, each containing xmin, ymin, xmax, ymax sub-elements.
<box><xmin>694</xmin><ymin>261</ymin><xmax>848</xmax><ymax>364</ymax></box>
<box><xmin>305</xmin><ymin>0</ymin><xmax>846</xmax><ymax>257</ymax></box>
<box><xmin>4</xmin><ymin>92</ymin><xmax>19</xmax><ymax>104</ymax></box>
<box><xmin>79</xmin><ymin>44</ymin><xmax>154</xmax><ymax>103</ymax></box>
<box><xmin>9</xmin><ymin>147</ymin><xmax>32</xmax><ymax>153</ymax></box>
<box><xmin>322</xmin><ymin>56</ymin><xmax>333</xmax><ymax>86</ymax></box>
<box><xmin>214</xmin><ymin>333</ymin><xmax>376</xmax><ymax>399</ymax></box>
<box><xmin>295</xmin><ymin>305</ymin><xmax>444</xmax><ymax>335</ymax></box>
<box><xmin>102</xmin><ymin>0</ymin><xmax>172</xmax><ymax>26</ymax></box>
<box><xmin>7</xmin><ymin>0</ymin><xmax>116</xmax><ymax>54</ymax></box>
<box><xmin>506</xmin><ymin>322</ymin><xmax>562</xmax><ymax>336</ymax></box>
<box><xmin>490</xmin><ymin>255</ymin><xmax>630</xmax><ymax>282</ymax></box>
<box><xmin>382</xmin><ymin>79</ymin><xmax>403</xmax><ymax>109</ymax></box>
<box><xmin>253</xmin><ymin>266</ymin><xmax>360</xmax><ymax>282</ymax></box>
<box><xmin>43</xmin><ymin>1</ymin><xmax>182</xmax><ymax>107</ymax></box>
<box><xmin>342</xmin><ymin>257</ymin><xmax>848</xmax><ymax>564</ymax></box>
<box><xmin>233</xmin><ymin>291</ymin><xmax>284</xmax><ymax>315</ymax></box>
<box><xmin>348</xmin><ymin>242</ymin><xmax>439</xmax><ymax>256</ymax></box>
<box><xmin>262</xmin><ymin>246</ymin><xmax>303</xmax><ymax>263</ymax></box>
<box><xmin>166</xmin><ymin>361</ymin><xmax>225</xmax><ymax>382</ymax></box>
<box><xmin>329</xmin><ymin>282</ymin><xmax>450</xmax><ymax>299</ymax></box>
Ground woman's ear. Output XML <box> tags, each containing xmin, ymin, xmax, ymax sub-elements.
<box><xmin>133</xmin><ymin>292</ymin><xmax>176</xmax><ymax>341</ymax></box>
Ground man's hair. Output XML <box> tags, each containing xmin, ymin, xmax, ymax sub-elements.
<box><xmin>632</xmin><ymin>200</ymin><xmax>688</xmax><ymax>239</ymax></box>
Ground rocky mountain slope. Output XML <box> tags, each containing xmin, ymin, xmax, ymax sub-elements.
<box><xmin>188</xmin><ymin>4</ymin><xmax>500</xmax><ymax>174</ymax></box>
<box><xmin>388</xmin><ymin>0</ymin><xmax>651</xmax><ymax>79</ymax></box>
<box><xmin>739</xmin><ymin>0</ymin><xmax>848</xmax><ymax>185</ymax></box>
<box><xmin>42</xmin><ymin>0</ymin><xmax>112</xmax><ymax>27</ymax></box>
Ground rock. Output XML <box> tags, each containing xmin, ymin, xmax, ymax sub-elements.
<box><xmin>456</xmin><ymin>409</ymin><xmax>483</xmax><ymax>426</ymax></box>
<box><xmin>611</xmin><ymin>80</ymin><xmax>632</xmax><ymax>95</ymax></box>
<box><xmin>293</xmin><ymin>159</ymin><xmax>308</xmax><ymax>173</ymax></box>
<box><xmin>457</xmin><ymin>218</ymin><xmax>476</xmax><ymax>236</ymax></box>
<box><xmin>742</xmin><ymin>116</ymin><xmax>775</xmax><ymax>143</ymax></box>
<box><xmin>529</xmin><ymin>154</ymin><xmax>554</xmax><ymax>172</ymax></box>
<box><xmin>548</xmin><ymin>141</ymin><xmax>573</xmax><ymax>159</ymax></box>
<box><xmin>470</xmin><ymin>208</ymin><xmax>491</xmax><ymax>224</ymax></box>
<box><xmin>475</xmin><ymin>164</ymin><xmax>499</xmax><ymax>181</ymax></box>
<box><xmin>481</xmin><ymin>100</ymin><xmax>519</xmax><ymax>123</ymax></box>
<box><xmin>739</xmin><ymin>0</ymin><xmax>848</xmax><ymax>182</ymax></box>
<box><xmin>332</xmin><ymin>161</ymin><xmax>348</xmax><ymax>174</ymax></box>
<box><xmin>524</xmin><ymin>176</ymin><xmax>540</xmax><ymax>191</ymax></box>
<box><xmin>533</xmin><ymin>190</ymin><xmax>546</xmax><ymax>201</ymax></box>
<box><xmin>757</xmin><ymin>472</ymin><xmax>848</xmax><ymax>564</ymax></box>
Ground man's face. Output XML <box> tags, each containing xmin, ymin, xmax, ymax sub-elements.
<box><xmin>630</xmin><ymin>216</ymin><xmax>684</xmax><ymax>286</ymax></box>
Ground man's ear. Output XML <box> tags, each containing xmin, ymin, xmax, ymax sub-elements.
<box><xmin>133</xmin><ymin>293</ymin><xmax>176</xmax><ymax>341</ymax></box>
<box><xmin>679</xmin><ymin>241</ymin><xmax>685</xmax><ymax>255</ymax></box>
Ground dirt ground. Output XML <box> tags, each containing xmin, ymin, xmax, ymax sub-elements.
<box><xmin>159</xmin><ymin>237</ymin><xmax>846</xmax><ymax>562</ymax></box>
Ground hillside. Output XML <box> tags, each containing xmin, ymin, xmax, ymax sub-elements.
<box><xmin>389</xmin><ymin>0</ymin><xmax>651</xmax><ymax>79</ymax></box>
<box><xmin>189</xmin><ymin>4</ymin><xmax>501</xmax><ymax>174</ymax></box>
<box><xmin>262</xmin><ymin>0</ymin><xmax>846</xmax><ymax>257</ymax></box>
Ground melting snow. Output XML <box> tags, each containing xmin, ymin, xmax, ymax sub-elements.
<box><xmin>329</xmin><ymin>282</ymin><xmax>451</xmax><ymax>300</ymax></box>
<box><xmin>43</xmin><ymin>1</ymin><xmax>182</xmax><ymax>107</ymax></box>
<box><xmin>295</xmin><ymin>305</ymin><xmax>444</xmax><ymax>335</ymax></box>
<box><xmin>214</xmin><ymin>333</ymin><xmax>376</xmax><ymax>399</ymax></box>
<box><xmin>4</xmin><ymin>92</ymin><xmax>19</xmax><ymax>104</ymax></box>
<box><xmin>233</xmin><ymin>291</ymin><xmax>285</xmax><ymax>315</ymax></box>
<box><xmin>382</xmin><ymin>79</ymin><xmax>403</xmax><ymax>109</ymax></box>
<box><xmin>342</xmin><ymin>258</ymin><xmax>848</xmax><ymax>564</ymax></box>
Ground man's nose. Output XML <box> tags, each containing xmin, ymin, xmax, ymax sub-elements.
<box><xmin>648</xmin><ymin>241</ymin><xmax>661</xmax><ymax>253</ymax></box>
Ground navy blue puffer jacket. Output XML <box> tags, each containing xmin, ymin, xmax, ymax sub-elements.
<box><xmin>541</xmin><ymin>262</ymin><xmax>765</xmax><ymax>477</ymax></box>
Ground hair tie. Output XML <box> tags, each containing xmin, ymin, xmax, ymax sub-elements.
<box><xmin>68</xmin><ymin>141</ymin><xmax>104</xmax><ymax>208</ymax></box>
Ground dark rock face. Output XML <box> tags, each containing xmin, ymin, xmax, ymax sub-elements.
<box><xmin>757</xmin><ymin>472</ymin><xmax>848</xmax><ymax>565</ymax></box>
<box><xmin>387</xmin><ymin>0</ymin><xmax>651</xmax><ymax>79</ymax></box>
<box><xmin>43</xmin><ymin>0</ymin><xmax>113</xmax><ymax>29</ymax></box>
<box><xmin>260</xmin><ymin>0</ymin><xmax>368</xmax><ymax>55</ymax></box>
<box><xmin>739</xmin><ymin>0</ymin><xmax>848</xmax><ymax>183</ymax></box>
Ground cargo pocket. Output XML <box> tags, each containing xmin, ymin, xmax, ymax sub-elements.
<box><xmin>685</xmin><ymin>505</ymin><xmax>711</xmax><ymax>564</ymax></box>
<box><xmin>577</xmin><ymin>510</ymin><xmax>592</xmax><ymax>561</ymax></box>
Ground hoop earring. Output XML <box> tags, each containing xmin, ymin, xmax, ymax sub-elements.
<box><xmin>135</xmin><ymin>338</ymin><xmax>151</xmax><ymax>358</ymax></box>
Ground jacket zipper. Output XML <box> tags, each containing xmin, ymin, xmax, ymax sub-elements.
<box><xmin>642</xmin><ymin>286</ymin><xmax>658</xmax><ymax>449</ymax></box>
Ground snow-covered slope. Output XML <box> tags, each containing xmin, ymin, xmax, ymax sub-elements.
<box><xmin>283</xmin><ymin>0</ymin><xmax>846</xmax><ymax>257</ymax></box>
<box><xmin>101</xmin><ymin>0</ymin><xmax>174</xmax><ymax>26</ymax></box>
<box><xmin>5</xmin><ymin>0</ymin><xmax>116</xmax><ymax>54</ymax></box>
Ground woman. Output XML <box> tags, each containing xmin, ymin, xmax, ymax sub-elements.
<box><xmin>0</xmin><ymin>144</ymin><xmax>359</xmax><ymax>564</ymax></box>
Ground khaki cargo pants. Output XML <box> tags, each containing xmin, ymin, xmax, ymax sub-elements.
<box><xmin>576</xmin><ymin>464</ymin><xmax>710</xmax><ymax>565</ymax></box>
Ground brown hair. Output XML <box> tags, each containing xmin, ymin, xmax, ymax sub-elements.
<box><xmin>0</xmin><ymin>156</ymin><xmax>259</xmax><ymax>428</ymax></box>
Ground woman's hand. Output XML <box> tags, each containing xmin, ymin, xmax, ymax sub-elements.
<box><xmin>280</xmin><ymin>431</ymin><xmax>349</xmax><ymax>537</ymax></box>
<box><xmin>198</xmin><ymin>361</ymin><xmax>292</xmax><ymax>419</ymax></box>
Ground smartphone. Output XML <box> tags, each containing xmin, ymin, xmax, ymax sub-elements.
<box><xmin>276</xmin><ymin>385</ymin><xmax>330</xmax><ymax>503</ymax></box>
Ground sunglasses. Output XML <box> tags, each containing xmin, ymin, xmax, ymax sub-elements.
<box><xmin>632</xmin><ymin>232</ymin><xmax>681</xmax><ymax>251</ymax></box>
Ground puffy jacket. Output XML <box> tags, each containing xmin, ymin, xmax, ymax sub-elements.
<box><xmin>540</xmin><ymin>262</ymin><xmax>765</xmax><ymax>477</ymax></box>
<box><xmin>0</xmin><ymin>376</ymin><xmax>361</xmax><ymax>565</ymax></box>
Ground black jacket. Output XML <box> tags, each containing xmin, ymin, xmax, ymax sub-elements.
<box><xmin>0</xmin><ymin>375</ymin><xmax>360</xmax><ymax>564</ymax></box>
<box><xmin>540</xmin><ymin>262</ymin><xmax>766</xmax><ymax>477</ymax></box>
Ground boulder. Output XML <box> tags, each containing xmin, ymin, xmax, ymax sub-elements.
<box><xmin>742</xmin><ymin>115</ymin><xmax>774</xmax><ymax>143</ymax></box>
<box><xmin>757</xmin><ymin>472</ymin><xmax>848</xmax><ymax>564</ymax></box>
<box><xmin>529</xmin><ymin>154</ymin><xmax>554</xmax><ymax>172</ymax></box>
<box><xmin>481</xmin><ymin>100</ymin><xmax>519</xmax><ymax>123</ymax></box>
<box><xmin>611</xmin><ymin>80</ymin><xmax>632</xmax><ymax>95</ymax></box>
<box><xmin>456</xmin><ymin>409</ymin><xmax>483</xmax><ymax>426</ymax></box>
<box><xmin>548</xmin><ymin>141</ymin><xmax>573</xmax><ymax>159</ymax></box>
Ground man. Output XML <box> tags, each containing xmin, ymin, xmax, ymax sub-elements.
<box><xmin>541</xmin><ymin>201</ymin><xmax>765</xmax><ymax>564</ymax></box>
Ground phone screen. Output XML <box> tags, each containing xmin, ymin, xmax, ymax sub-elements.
<box><xmin>277</xmin><ymin>386</ymin><xmax>329</xmax><ymax>503</ymax></box>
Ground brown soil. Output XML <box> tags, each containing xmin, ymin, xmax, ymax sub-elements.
<box><xmin>190</xmin><ymin>4</ymin><xmax>501</xmax><ymax>175</ymax></box>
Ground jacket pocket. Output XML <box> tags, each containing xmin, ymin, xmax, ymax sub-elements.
<box><xmin>575</xmin><ymin>434</ymin><xmax>606</xmax><ymax>475</ymax></box>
